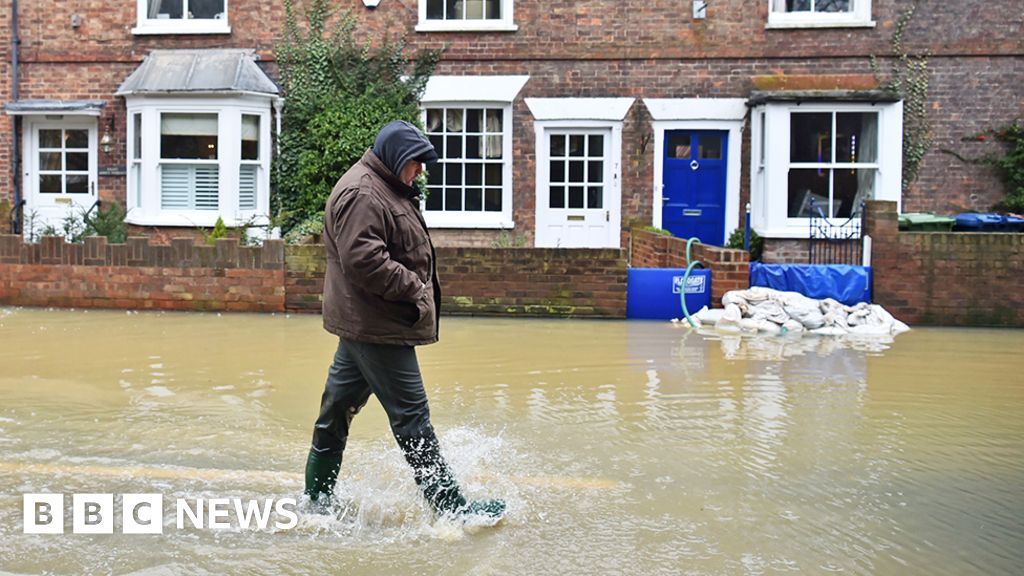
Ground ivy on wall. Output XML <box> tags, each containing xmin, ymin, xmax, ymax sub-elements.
<box><xmin>272</xmin><ymin>0</ymin><xmax>441</xmax><ymax>236</ymax></box>
<box><xmin>942</xmin><ymin>121</ymin><xmax>1024</xmax><ymax>214</ymax></box>
<box><xmin>871</xmin><ymin>0</ymin><xmax>931</xmax><ymax>194</ymax></box>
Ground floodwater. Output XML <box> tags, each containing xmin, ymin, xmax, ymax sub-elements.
<box><xmin>0</xmin><ymin>308</ymin><xmax>1022</xmax><ymax>576</ymax></box>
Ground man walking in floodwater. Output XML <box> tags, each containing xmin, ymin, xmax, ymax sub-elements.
<box><xmin>303</xmin><ymin>120</ymin><xmax>505</xmax><ymax>522</ymax></box>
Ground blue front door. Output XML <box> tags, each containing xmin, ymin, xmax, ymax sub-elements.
<box><xmin>662</xmin><ymin>130</ymin><xmax>727</xmax><ymax>246</ymax></box>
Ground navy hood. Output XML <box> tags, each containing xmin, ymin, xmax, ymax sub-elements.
<box><xmin>372</xmin><ymin>120</ymin><xmax>439</xmax><ymax>178</ymax></box>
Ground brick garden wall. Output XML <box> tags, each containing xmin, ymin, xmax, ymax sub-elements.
<box><xmin>629</xmin><ymin>228</ymin><xmax>750</xmax><ymax>306</ymax></box>
<box><xmin>863</xmin><ymin>201</ymin><xmax>1024</xmax><ymax>327</ymax></box>
<box><xmin>0</xmin><ymin>236</ymin><xmax>629</xmax><ymax>318</ymax></box>
<box><xmin>0</xmin><ymin>235</ymin><xmax>285</xmax><ymax>312</ymax></box>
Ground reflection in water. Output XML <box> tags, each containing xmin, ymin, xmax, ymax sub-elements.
<box><xmin>0</xmin><ymin>309</ymin><xmax>1022</xmax><ymax>575</ymax></box>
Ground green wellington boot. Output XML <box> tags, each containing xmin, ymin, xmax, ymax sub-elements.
<box><xmin>401</xmin><ymin>436</ymin><xmax>506</xmax><ymax>522</ymax></box>
<box><xmin>304</xmin><ymin>451</ymin><xmax>341</xmax><ymax>502</ymax></box>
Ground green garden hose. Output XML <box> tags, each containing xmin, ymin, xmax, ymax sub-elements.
<box><xmin>680</xmin><ymin>237</ymin><xmax>703</xmax><ymax>328</ymax></box>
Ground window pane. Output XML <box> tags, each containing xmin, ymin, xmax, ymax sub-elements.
<box><xmin>446</xmin><ymin>135</ymin><xmax>463</xmax><ymax>159</ymax></box>
<box><xmin>784</xmin><ymin>0</ymin><xmax>812</xmax><ymax>11</ymax></box>
<box><xmin>485</xmin><ymin>135</ymin><xmax>502</xmax><ymax>159</ymax></box>
<box><xmin>699</xmin><ymin>135</ymin><xmax>722</xmax><ymax>159</ymax></box>
<box><xmin>569</xmin><ymin>135</ymin><xmax>585</xmax><ymax>157</ymax></box>
<box><xmin>426</xmin><ymin>109</ymin><xmax>443</xmax><ymax>132</ymax></box>
<box><xmin>161</xmin><ymin>113</ymin><xmax>218</xmax><ymax>159</ymax></box>
<box><xmin>550</xmin><ymin>160</ymin><xmax>565</xmax><ymax>183</ymax></box>
<box><xmin>426</xmin><ymin>0</ymin><xmax>443</xmax><ymax>19</ymax></box>
<box><xmin>466</xmin><ymin>0</ymin><xmax>483</xmax><ymax>20</ymax></box>
<box><xmin>241</xmin><ymin>115</ymin><xmax>260</xmax><ymax>160</ymax></box>
<box><xmin>485</xmin><ymin>109</ymin><xmax>502</xmax><ymax>132</ymax></box>
<box><xmin>790</xmin><ymin>113</ymin><xmax>832</xmax><ymax>163</ymax></box>
<box><xmin>568</xmin><ymin>186</ymin><xmax>584</xmax><ymax>209</ymax></box>
<box><xmin>445</xmin><ymin>163</ymin><xmax>462</xmax><ymax>186</ymax></box>
<box><xmin>788</xmin><ymin>168</ymin><xmax>830</xmax><ymax>218</ymax></box>
<box><xmin>486</xmin><ymin>0</ymin><xmax>501</xmax><ymax>18</ymax></box>
<box><xmin>814</xmin><ymin>0</ymin><xmax>851</xmax><ymax>13</ymax></box>
<box><xmin>39</xmin><ymin>174</ymin><xmax>61</xmax><ymax>193</ymax></box>
<box><xmin>429</xmin><ymin>135</ymin><xmax>444</xmax><ymax>157</ymax></box>
<box><xmin>836</xmin><ymin>112</ymin><xmax>878</xmax><ymax>163</ymax></box>
<box><xmin>588</xmin><ymin>134</ymin><xmax>604</xmax><ymax>157</ymax></box>
<box><xmin>190</xmin><ymin>0</ymin><xmax>226</xmax><ymax>19</ymax></box>
<box><xmin>427</xmin><ymin>164</ymin><xmax>442</xmax><ymax>185</ymax></box>
<box><xmin>466</xmin><ymin>163</ymin><xmax>483</xmax><ymax>186</ymax></box>
<box><xmin>66</xmin><ymin>152</ymin><xmax>88</xmax><ymax>171</ymax></box>
<box><xmin>39</xmin><ymin>152</ymin><xmax>62</xmax><ymax>171</ymax></box>
<box><xmin>568</xmin><ymin>161</ymin><xmax>584</xmax><ymax>183</ymax></box>
<box><xmin>549</xmin><ymin>186</ymin><xmax>565</xmax><ymax>209</ymax></box>
<box><xmin>484</xmin><ymin>188</ymin><xmax>502</xmax><ymax>211</ymax></box>
<box><xmin>466</xmin><ymin>109</ymin><xmax>483</xmax><ymax>133</ymax></box>
<box><xmin>588</xmin><ymin>161</ymin><xmax>603</xmax><ymax>184</ymax></box>
<box><xmin>465</xmin><ymin>135</ymin><xmax>482</xmax><ymax>159</ymax></box>
<box><xmin>445</xmin><ymin>109</ymin><xmax>463</xmax><ymax>132</ymax></box>
<box><xmin>834</xmin><ymin>169</ymin><xmax>875</xmax><ymax>217</ymax></box>
<box><xmin>39</xmin><ymin>130</ymin><xmax>62</xmax><ymax>149</ymax></box>
<box><xmin>149</xmin><ymin>0</ymin><xmax>183</xmax><ymax>19</ymax></box>
<box><xmin>465</xmin><ymin>188</ymin><xmax>483</xmax><ymax>211</ymax></box>
<box><xmin>587</xmin><ymin>186</ymin><xmax>603</xmax><ymax>209</ymax></box>
<box><xmin>667</xmin><ymin>133</ymin><xmax>691</xmax><ymax>159</ymax></box>
<box><xmin>66</xmin><ymin>174</ymin><xmax>88</xmax><ymax>194</ymax></box>
<box><xmin>133</xmin><ymin>113</ymin><xmax>142</xmax><ymax>160</ymax></box>
<box><xmin>550</xmin><ymin>134</ymin><xmax>565</xmax><ymax>157</ymax></box>
<box><xmin>65</xmin><ymin>130</ymin><xmax>88</xmax><ymax>149</ymax></box>
<box><xmin>426</xmin><ymin>188</ymin><xmax>443</xmax><ymax>210</ymax></box>
<box><xmin>485</xmin><ymin>164</ymin><xmax>502</xmax><ymax>186</ymax></box>
<box><xmin>445</xmin><ymin>188</ymin><xmax>462</xmax><ymax>211</ymax></box>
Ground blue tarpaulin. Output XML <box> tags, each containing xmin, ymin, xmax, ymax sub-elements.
<box><xmin>749</xmin><ymin>262</ymin><xmax>872</xmax><ymax>305</ymax></box>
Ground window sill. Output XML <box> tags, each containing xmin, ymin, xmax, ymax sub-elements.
<box><xmin>422</xmin><ymin>214</ymin><xmax>514</xmax><ymax>229</ymax></box>
<box><xmin>125</xmin><ymin>211</ymin><xmax>259</xmax><ymax>228</ymax></box>
<box><xmin>766</xmin><ymin>19</ymin><xmax>875</xmax><ymax>30</ymax></box>
<box><xmin>132</xmin><ymin>23</ymin><xmax>231</xmax><ymax>36</ymax></box>
<box><xmin>415</xmin><ymin>21</ymin><xmax>518</xmax><ymax>33</ymax></box>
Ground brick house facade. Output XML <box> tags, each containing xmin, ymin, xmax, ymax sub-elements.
<box><xmin>0</xmin><ymin>1</ymin><xmax>1020</xmax><ymax>257</ymax></box>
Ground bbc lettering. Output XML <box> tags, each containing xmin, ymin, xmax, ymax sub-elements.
<box><xmin>23</xmin><ymin>494</ymin><xmax>298</xmax><ymax>534</ymax></box>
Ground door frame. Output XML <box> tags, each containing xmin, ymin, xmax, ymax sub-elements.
<box><xmin>21</xmin><ymin>116</ymin><xmax>99</xmax><ymax>234</ymax></box>
<box><xmin>533</xmin><ymin>119</ymin><xmax>623</xmax><ymax>248</ymax></box>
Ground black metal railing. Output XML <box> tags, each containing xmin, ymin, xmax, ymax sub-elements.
<box><xmin>808</xmin><ymin>198</ymin><xmax>863</xmax><ymax>266</ymax></box>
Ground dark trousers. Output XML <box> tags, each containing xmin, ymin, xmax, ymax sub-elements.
<box><xmin>311</xmin><ymin>337</ymin><xmax>436</xmax><ymax>457</ymax></box>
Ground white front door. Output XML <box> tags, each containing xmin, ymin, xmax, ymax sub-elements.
<box><xmin>23</xmin><ymin>120</ymin><xmax>98</xmax><ymax>237</ymax></box>
<box><xmin>535</xmin><ymin>127</ymin><xmax>621</xmax><ymax>248</ymax></box>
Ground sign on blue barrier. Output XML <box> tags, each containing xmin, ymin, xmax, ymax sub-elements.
<box><xmin>627</xmin><ymin>268</ymin><xmax>712</xmax><ymax>320</ymax></box>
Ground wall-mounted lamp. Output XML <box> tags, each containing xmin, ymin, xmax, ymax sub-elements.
<box><xmin>100</xmin><ymin>115</ymin><xmax>115</xmax><ymax>155</ymax></box>
<box><xmin>363</xmin><ymin>0</ymin><xmax>381</xmax><ymax>8</ymax></box>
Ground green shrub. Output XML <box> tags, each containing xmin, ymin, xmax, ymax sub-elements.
<box><xmin>272</xmin><ymin>0</ymin><xmax>441</xmax><ymax>235</ymax></box>
<box><xmin>727</xmin><ymin>227</ymin><xmax>763</xmax><ymax>262</ymax></box>
<box><xmin>83</xmin><ymin>202</ymin><xmax>127</xmax><ymax>244</ymax></box>
<box><xmin>206</xmin><ymin>217</ymin><xmax>229</xmax><ymax>246</ymax></box>
<box><xmin>640</xmin><ymin>225</ymin><xmax>673</xmax><ymax>236</ymax></box>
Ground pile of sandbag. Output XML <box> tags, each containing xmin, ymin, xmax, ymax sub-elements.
<box><xmin>688</xmin><ymin>287</ymin><xmax>910</xmax><ymax>336</ymax></box>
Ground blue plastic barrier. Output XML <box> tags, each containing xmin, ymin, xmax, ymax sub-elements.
<box><xmin>1005</xmin><ymin>216</ymin><xmax>1024</xmax><ymax>232</ymax></box>
<box><xmin>749</xmin><ymin>262</ymin><xmax>872</xmax><ymax>306</ymax></box>
<box><xmin>627</xmin><ymin>268</ymin><xmax>712</xmax><ymax>320</ymax></box>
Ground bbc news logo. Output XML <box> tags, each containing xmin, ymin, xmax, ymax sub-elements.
<box><xmin>23</xmin><ymin>494</ymin><xmax>298</xmax><ymax>534</ymax></box>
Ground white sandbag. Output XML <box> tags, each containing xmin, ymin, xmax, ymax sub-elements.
<box><xmin>782</xmin><ymin>319</ymin><xmax>805</xmax><ymax>333</ymax></box>
<box><xmin>811</xmin><ymin>326</ymin><xmax>849</xmax><ymax>336</ymax></box>
<box><xmin>692</xmin><ymin>306</ymin><xmax>727</xmax><ymax>326</ymax></box>
<box><xmin>738</xmin><ymin>318</ymin><xmax>761</xmax><ymax>333</ymax></box>
<box><xmin>716</xmin><ymin>303</ymin><xmax>743</xmax><ymax>333</ymax></box>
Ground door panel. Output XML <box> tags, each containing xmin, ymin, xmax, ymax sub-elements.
<box><xmin>662</xmin><ymin>130</ymin><xmax>727</xmax><ymax>246</ymax></box>
<box><xmin>25</xmin><ymin>121</ymin><xmax>98</xmax><ymax>235</ymax></box>
<box><xmin>536</xmin><ymin>128</ymin><xmax>618</xmax><ymax>248</ymax></box>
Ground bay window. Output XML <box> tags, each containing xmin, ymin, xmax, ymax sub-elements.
<box><xmin>750</xmin><ymin>99</ymin><xmax>902</xmax><ymax>238</ymax></box>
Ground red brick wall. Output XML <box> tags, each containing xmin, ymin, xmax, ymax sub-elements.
<box><xmin>864</xmin><ymin>201</ymin><xmax>1024</xmax><ymax>327</ymax></box>
<box><xmin>0</xmin><ymin>235</ymin><xmax>286</xmax><ymax>312</ymax></box>
<box><xmin>629</xmin><ymin>229</ymin><xmax>749</xmax><ymax>306</ymax></box>
<box><xmin>0</xmin><ymin>1</ymin><xmax>1020</xmax><ymax>241</ymax></box>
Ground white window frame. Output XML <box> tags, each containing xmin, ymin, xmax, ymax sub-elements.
<box><xmin>133</xmin><ymin>0</ymin><xmax>231</xmax><ymax>35</ymax></box>
<box><xmin>124</xmin><ymin>95</ymin><xmax>272</xmax><ymax>228</ymax></box>
<box><xmin>418</xmin><ymin>75</ymin><xmax>529</xmax><ymax>229</ymax></box>
<box><xmin>750</xmin><ymin>100</ymin><xmax>903</xmax><ymax>239</ymax></box>
<box><xmin>767</xmin><ymin>0</ymin><xmax>874</xmax><ymax>29</ymax></box>
<box><xmin>416</xmin><ymin>0</ymin><xmax>517</xmax><ymax>32</ymax></box>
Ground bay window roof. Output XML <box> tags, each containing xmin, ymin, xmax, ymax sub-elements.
<box><xmin>115</xmin><ymin>50</ymin><xmax>280</xmax><ymax>97</ymax></box>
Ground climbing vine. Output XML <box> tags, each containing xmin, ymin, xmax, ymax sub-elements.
<box><xmin>942</xmin><ymin>121</ymin><xmax>1024</xmax><ymax>213</ymax></box>
<box><xmin>272</xmin><ymin>0</ymin><xmax>441</xmax><ymax>235</ymax></box>
<box><xmin>870</xmin><ymin>0</ymin><xmax>931</xmax><ymax>194</ymax></box>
